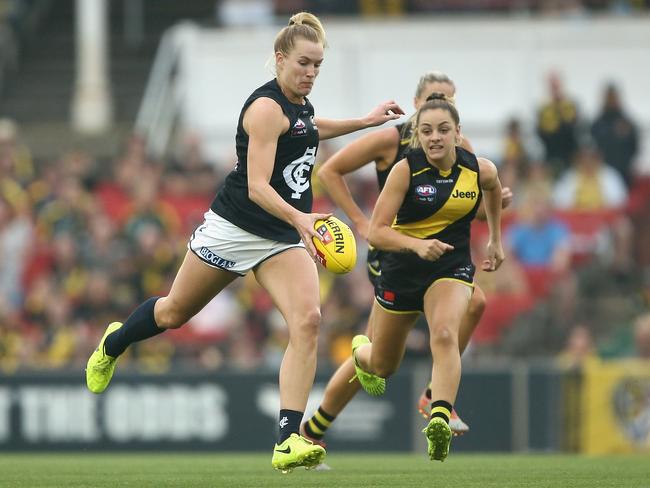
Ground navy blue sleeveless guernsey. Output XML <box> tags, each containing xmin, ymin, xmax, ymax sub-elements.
<box><xmin>211</xmin><ymin>79</ymin><xmax>319</xmax><ymax>243</ymax></box>
<box><xmin>375</xmin><ymin>121</ymin><xmax>413</xmax><ymax>190</ymax></box>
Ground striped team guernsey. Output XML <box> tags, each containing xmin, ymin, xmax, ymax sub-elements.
<box><xmin>376</xmin><ymin>121</ymin><xmax>413</xmax><ymax>190</ymax></box>
<box><xmin>211</xmin><ymin>79</ymin><xmax>319</xmax><ymax>243</ymax></box>
<box><xmin>367</xmin><ymin>121</ymin><xmax>414</xmax><ymax>283</ymax></box>
<box><xmin>377</xmin><ymin>145</ymin><xmax>482</xmax><ymax>308</ymax></box>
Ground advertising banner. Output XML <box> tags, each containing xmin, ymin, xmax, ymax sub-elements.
<box><xmin>581</xmin><ymin>358</ymin><xmax>650</xmax><ymax>454</ymax></box>
<box><xmin>0</xmin><ymin>371</ymin><xmax>413</xmax><ymax>451</ymax></box>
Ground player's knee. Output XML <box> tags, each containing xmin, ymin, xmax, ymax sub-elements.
<box><xmin>289</xmin><ymin>307</ymin><xmax>321</xmax><ymax>344</ymax></box>
<box><xmin>154</xmin><ymin>299</ymin><xmax>192</xmax><ymax>329</ymax></box>
<box><xmin>372</xmin><ymin>361</ymin><xmax>398</xmax><ymax>378</ymax></box>
<box><xmin>429</xmin><ymin>325</ymin><xmax>457</xmax><ymax>350</ymax></box>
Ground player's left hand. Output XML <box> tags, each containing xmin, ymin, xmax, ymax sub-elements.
<box><xmin>364</xmin><ymin>100</ymin><xmax>405</xmax><ymax>127</ymax></box>
<box><xmin>482</xmin><ymin>240</ymin><xmax>505</xmax><ymax>272</ymax></box>
<box><xmin>501</xmin><ymin>186</ymin><xmax>513</xmax><ymax>210</ymax></box>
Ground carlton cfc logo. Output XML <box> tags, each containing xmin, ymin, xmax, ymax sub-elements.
<box><xmin>283</xmin><ymin>146</ymin><xmax>317</xmax><ymax>199</ymax></box>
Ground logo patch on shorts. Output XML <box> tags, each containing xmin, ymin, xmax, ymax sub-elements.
<box><xmin>377</xmin><ymin>289</ymin><xmax>396</xmax><ymax>306</ymax></box>
<box><xmin>452</xmin><ymin>265</ymin><xmax>473</xmax><ymax>281</ymax></box>
<box><xmin>199</xmin><ymin>247</ymin><xmax>236</xmax><ymax>269</ymax></box>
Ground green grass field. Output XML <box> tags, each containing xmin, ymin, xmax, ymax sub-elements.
<box><xmin>1</xmin><ymin>453</ymin><xmax>648</xmax><ymax>488</ymax></box>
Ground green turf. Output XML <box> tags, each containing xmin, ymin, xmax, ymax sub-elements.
<box><xmin>0</xmin><ymin>453</ymin><xmax>648</xmax><ymax>488</ymax></box>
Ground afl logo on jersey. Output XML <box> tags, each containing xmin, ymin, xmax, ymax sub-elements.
<box><xmin>415</xmin><ymin>184</ymin><xmax>436</xmax><ymax>202</ymax></box>
<box><xmin>291</xmin><ymin>118</ymin><xmax>307</xmax><ymax>137</ymax></box>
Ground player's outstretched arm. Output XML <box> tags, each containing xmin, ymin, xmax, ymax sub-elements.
<box><xmin>318</xmin><ymin>127</ymin><xmax>398</xmax><ymax>239</ymax></box>
<box><xmin>315</xmin><ymin>100</ymin><xmax>404</xmax><ymax>140</ymax></box>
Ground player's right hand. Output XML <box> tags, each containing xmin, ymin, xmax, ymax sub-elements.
<box><xmin>292</xmin><ymin>211</ymin><xmax>332</xmax><ymax>261</ymax></box>
<box><xmin>415</xmin><ymin>239</ymin><xmax>454</xmax><ymax>261</ymax></box>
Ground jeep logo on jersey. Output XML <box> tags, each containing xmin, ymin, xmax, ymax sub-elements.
<box><xmin>283</xmin><ymin>146</ymin><xmax>317</xmax><ymax>199</ymax></box>
<box><xmin>291</xmin><ymin>118</ymin><xmax>307</xmax><ymax>137</ymax></box>
<box><xmin>452</xmin><ymin>189</ymin><xmax>478</xmax><ymax>199</ymax></box>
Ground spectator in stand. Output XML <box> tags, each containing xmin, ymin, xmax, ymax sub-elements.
<box><xmin>164</xmin><ymin>133</ymin><xmax>222</xmax><ymax>198</ymax></box>
<box><xmin>599</xmin><ymin>310</ymin><xmax>650</xmax><ymax>360</ymax></box>
<box><xmin>633</xmin><ymin>312</ymin><xmax>650</xmax><ymax>359</ymax></box>
<box><xmin>499</xmin><ymin>117</ymin><xmax>531</xmax><ymax>192</ymax></box>
<box><xmin>123</xmin><ymin>175</ymin><xmax>181</xmax><ymax>245</ymax></box>
<box><xmin>552</xmin><ymin>142</ymin><xmax>634</xmax><ymax>273</ymax></box>
<box><xmin>359</xmin><ymin>0</ymin><xmax>406</xmax><ymax>16</ymax></box>
<box><xmin>0</xmin><ymin>118</ymin><xmax>33</xmax><ymax>185</ymax></box>
<box><xmin>0</xmin><ymin>191</ymin><xmax>32</xmax><ymax>310</ymax></box>
<box><xmin>0</xmin><ymin>294</ymin><xmax>23</xmax><ymax>372</ymax></box>
<box><xmin>556</xmin><ymin>323</ymin><xmax>597</xmax><ymax>369</ymax></box>
<box><xmin>536</xmin><ymin>72</ymin><xmax>580</xmax><ymax>176</ymax></box>
<box><xmin>36</xmin><ymin>175</ymin><xmax>97</xmax><ymax>238</ymax></box>
<box><xmin>590</xmin><ymin>82</ymin><xmax>639</xmax><ymax>188</ymax></box>
<box><xmin>507</xmin><ymin>184</ymin><xmax>577</xmax><ymax>332</ymax></box>
<box><xmin>553</xmin><ymin>143</ymin><xmax>628</xmax><ymax>211</ymax></box>
<box><xmin>510</xmin><ymin>185</ymin><xmax>572</xmax><ymax>272</ymax></box>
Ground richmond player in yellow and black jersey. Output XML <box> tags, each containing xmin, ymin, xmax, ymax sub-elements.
<box><xmin>356</xmin><ymin>92</ymin><xmax>504</xmax><ymax>461</ymax></box>
<box><xmin>377</xmin><ymin>144</ymin><xmax>483</xmax><ymax>310</ymax></box>
<box><xmin>303</xmin><ymin>72</ymin><xmax>512</xmax><ymax>447</ymax></box>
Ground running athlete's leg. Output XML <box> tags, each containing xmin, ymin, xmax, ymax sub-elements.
<box><xmin>459</xmin><ymin>284</ymin><xmax>486</xmax><ymax>354</ymax></box>
<box><xmin>417</xmin><ymin>283</ymin><xmax>484</xmax><ymax>426</ymax></box>
<box><xmin>354</xmin><ymin>301</ymin><xmax>418</xmax><ymax>378</ymax></box>
<box><xmin>421</xmin><ymin>280</ymin><xmax>471</xmax><ymax>461</ymax></box>
<box><xmin>154</xmin><ymin>251</ymin><xmax>239</xmax><ymax>329</ymax></box>
<box><xmin>87</xmin><ymin>251</ymin><xmax>237</xmax><ymax>393</ymax></box>
<box><xmin>317</xmin><ymin>304</ymin><xmax>376</xmax><ymax>416</ymax></box>
<box><xmin>254</xmin><ymin>248</ymin><xmax>321</xmax><ymax>436</ymax></box>
<box><xmin>301</xmin><ymin>306</ymin><xmax>378</xmax><ymax>444</ymax></box>
<box><xmin>423</xmin><ymin>280</ymin><xmax>471</xmax><ymax>405</ymax></box>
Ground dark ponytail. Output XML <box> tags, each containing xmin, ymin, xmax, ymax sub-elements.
<box><xmin>409</xmin><ymin>92</ymin><xmax>461</xmax><ymax>149</ymax></box>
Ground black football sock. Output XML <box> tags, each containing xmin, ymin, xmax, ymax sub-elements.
<box><xmin>304</xmin><ymin>406</ymin><xmax>335</xmax><ymax>440</ymax></box>
<box><xmin>278</xmin><ymin>409</ymin><xmax>303</xmax><ymax>444</ymax></box>
<box><xmin>104</xmin><ymin>297</ymin><xmax>164</xmax><ymax>357</ymax></box>
<box><xmin>430</xmin><ymin>399</ymin><xmax>453</xmax><ymax>424</ymax></box>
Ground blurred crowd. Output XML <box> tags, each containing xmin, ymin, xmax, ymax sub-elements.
<box><xmin>0</xmin><ymin>72</ymin><xmax>649</xmax><ymax>374</ymax></box>
<box><xmin>271</xmin><ymin>0</ymin><xmax>650</xmax><ymax>16</ymax></box>
<box><xmin>214</xmin><ymin>0</ymin><xmax>650</xmax><ymax>28</ymax></box>
<box><xmin>271</xmin><ymin>0</ymin><xmax>650</xmax><ymax>15</ymax></box>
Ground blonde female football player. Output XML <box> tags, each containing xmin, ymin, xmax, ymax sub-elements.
<box><xmin>302</xmin><ymin>72</ymin><xmax>512</xmax><ymax>447</ymax></box>
<box><xmin>85</xmin><ymin>11</ymin><xmax>403</xmax><ymax>472</ymax></box>
<box><xmin>353</xmin><ymin>92</ymin><xmax>504</xmax><ymax>461</ymax></box>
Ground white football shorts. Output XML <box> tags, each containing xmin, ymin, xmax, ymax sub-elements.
<box><xmin>188</xmin><ymin>210</ymin><xmax>305</xmax><ymax>275</ymax></box>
